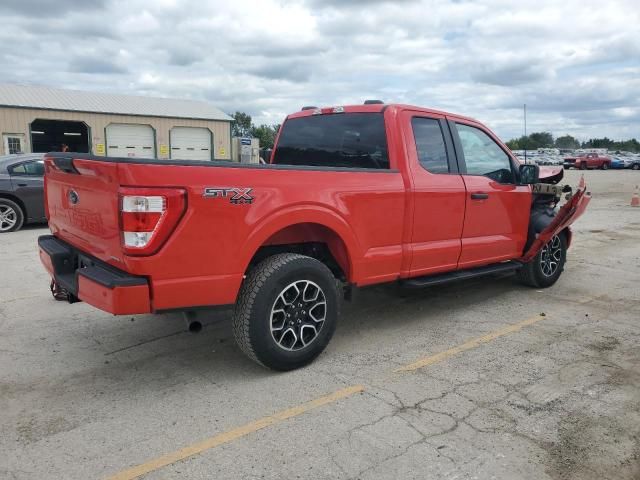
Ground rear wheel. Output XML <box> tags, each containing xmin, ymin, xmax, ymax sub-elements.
<box><xmin>580</xmin><ymin>163</ymin><xmax>587</xmax><ymax>170</ymax></box>
<box><xmin>601</xmin><ymin>162</ymin><xmax>609</xmax><ymax>170</ymax></box>
<box><xmin>632</xmin><ymin>163</ymin><xmax>640</xmax><ymax>171</ymax></box>
<box><xmin>517</xmin><ymin>233</ymin><xmax>567</xmax><ymax>288</ymax></box>
<box><xmin>232</xmin><ymin>253</ymin><xmax>339</xmax><ymax>371</ymax></box>
<box><xmin>0</xmin><ymin>199</ymin><xmax>24</xmax><ymax>233</ymax></box>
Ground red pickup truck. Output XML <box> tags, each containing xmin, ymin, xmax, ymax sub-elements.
<box><xmin>563</xmin><ymin>152</ymin><xmax>611</xmax><ymax>170</ymax></box>
<box><xmin>38</xmin><ymin>103</ymin><xmax>590</xmax><ymax>370</ymax></box>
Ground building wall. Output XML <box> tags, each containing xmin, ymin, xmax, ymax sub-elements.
<box><xmin>0</xmin><ymin>106</ymin><xmax>231</xmax><ymax>159</ymax></box>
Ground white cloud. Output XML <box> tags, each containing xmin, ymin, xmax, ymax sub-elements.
<box><xmin>0</xmin><ymin>0</ymin><xmax>638</xmax><ymax>140</ymax></box>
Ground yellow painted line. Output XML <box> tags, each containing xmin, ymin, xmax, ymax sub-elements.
<box><xmin>107</xmin><ymin>312</ymin><xmax>557</xmax><ymax>478</ymax></box>
<box><xmin>105</xmin><ymin>384</ymin><xmax>364</xmax><ymax>480</ymax></box>
<box><xmin>395</xmin><ymin>314</ymin><xmax>548</xmax><ymax>372</ymax></box>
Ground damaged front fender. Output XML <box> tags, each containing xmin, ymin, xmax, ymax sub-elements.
<box><xmin>519</xmin><ymin>176</ymin><xmax>591</xmax><ymax>263</ymax></box>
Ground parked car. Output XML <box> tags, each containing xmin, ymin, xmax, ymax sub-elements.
<box><xmin>624</xmin><ymin>157</ymin><xmax>640</xmax><ymax>170</ymax></box>
<box><xmin>38</xmin><ymin>103</ymin><xmax>590</xmax><ymax>370</ymax></box>
<box><xmin>0</xmin><ymin>153</ymin><xmax>46</xmax><ymax>232</ymax></box>
<box><xmin>563</xmin><ymin>153</ymin><xmax>611</xmax><ymax>170</ymax></box>
<box><xmin>610</xmin><ymin>157</ymin><xmax>626</xmax><ymax>169</ymax></box>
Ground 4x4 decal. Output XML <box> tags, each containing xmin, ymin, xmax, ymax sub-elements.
<box><xmin>203</xmin><ymin>187</ymin><xmax>254</xmax><ymax>204</ymax></box>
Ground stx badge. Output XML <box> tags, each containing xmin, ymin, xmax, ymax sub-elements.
<box><xmin>203</xmin><ymin>187</ymin><xmax>254</xmax><ymax>204</ymax></box>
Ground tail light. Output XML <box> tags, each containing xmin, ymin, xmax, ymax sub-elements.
<box><xmin>119</xmin><ymin>187</ymin><xmax>186</xmax><ymax>256</ymax></box>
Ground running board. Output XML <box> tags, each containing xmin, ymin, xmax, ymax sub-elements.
<box><xmin>400</xmin><ymin>261</ymin><xmax>522</xmax><ymax>289</ymax></box>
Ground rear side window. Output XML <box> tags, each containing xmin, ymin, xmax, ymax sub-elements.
<box><xmin>273</xmin><ymin>113</ymin><xmax>389</xmax><ymax>169</ymax></box>
<box><xmin>411</xmin><ymin>117</ymin><xmax>449</xmax><ymax>173</ymax></box>
<box><xmin>9</xmin><ymin>160</ymin><xmax>45</xmax><ymax>176</ymax></box>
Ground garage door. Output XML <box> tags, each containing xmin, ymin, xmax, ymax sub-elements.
<box><xmin>170</xmin><ymin>127</ymin><xmax>212</xmax><ymax>161</ymax></box>
<box><xmin>106</xmin><ymin>124</ymin><xmax>155</xmax><ymax>158</ymax></box>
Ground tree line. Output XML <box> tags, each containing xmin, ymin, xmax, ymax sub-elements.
<box><xmin>506</xmin><ymin>132</ymin><xmax>640</xmax><ymax>153</ymax></box>
<box><xmin>230</xmin><ymin>111</ymin><xmax>281</xmax><ymax>149</ymax></box>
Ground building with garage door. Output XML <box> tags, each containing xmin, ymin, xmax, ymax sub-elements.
<box><xmin>0</xmin><ymin>84</ymin><xmax>232</xmax><ymax>161</ymax></box>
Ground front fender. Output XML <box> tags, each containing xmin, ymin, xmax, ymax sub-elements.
<box><xmin>519</xmin><ymin>176</ymin><xmax>591</xmax><ymax>263</ymax></box>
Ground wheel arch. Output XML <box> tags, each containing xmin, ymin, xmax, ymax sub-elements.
<box><xmin>240</xmin><ymin>207</ymin><xmax>361</xmax><ymax>282</ymax></box>
<box><xmin>0</xmin><ymin>193</ymin><xmax>27</xmax><ymax>217</ymax></box>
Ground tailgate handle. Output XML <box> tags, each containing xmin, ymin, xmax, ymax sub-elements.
<box><xmin>471</xmin><ymin>193</ymin><xmax>489</xmax><ymax>200</ymax></box>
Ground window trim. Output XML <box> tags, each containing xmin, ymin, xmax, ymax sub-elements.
<box><xmin>410</xmin><ymin>116</ymin><xmax>459</xmax><ymax>175</ymax></box>
<box><xmin>448</xmin><ymin>120</ymin><xmax>517</xmax><ymax>183</ymax></box>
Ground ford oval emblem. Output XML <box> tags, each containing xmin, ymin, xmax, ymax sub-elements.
<box><xmin>68</xmin><ymin>190</ymin><xmax>79</xmax><ymax>205</ymax></box>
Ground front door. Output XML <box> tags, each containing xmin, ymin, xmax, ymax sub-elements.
<box><xmin>402</xmin><ymin>111</ymin><xmax>466</xmax><ymax>277</ymax></box>
<box><xmin>450</xmin><ymin>120</ymin><xmax>531</xmax><ymax>268</ymax></box>
<box><xmin>3</xmin><ymin>134</ymin><xmax>25</xmax><ymax>155</ymax></box>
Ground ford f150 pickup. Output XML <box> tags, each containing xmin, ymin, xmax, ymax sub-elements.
<box><xmin>38</xmin><ymin>102</ymin><xmax>590</xmax><ymax>370</ymax></box>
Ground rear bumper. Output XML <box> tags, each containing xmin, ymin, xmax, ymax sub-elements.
<box><xmin>38</xmin><ymin>235</ymin><xmax>151</xmax><ymax>315</ymax></box>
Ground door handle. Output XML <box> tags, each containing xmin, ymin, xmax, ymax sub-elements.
<box><xmin>471</xmin><ymin>193</ymin><xmax>489</xmax><ymax>200</ymax></box>
<box><xmin>17</xmin><ymin>183</ymin><xmax>28</xmax><ymax>187</ymax></box>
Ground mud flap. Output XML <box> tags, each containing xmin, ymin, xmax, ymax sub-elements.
<box><xmin>519</xmin><ymin>176</ymin><xmax>591</xmax><ymax>263</ymax></box>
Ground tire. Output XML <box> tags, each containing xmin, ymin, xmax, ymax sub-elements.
<box><xmin>0</xmin><ymin>198</ymin><xmax>25</xmax><ymax>233</ymax></box>
<box><xmin>232</xmin><ymin>253</ymin><xmax>339</xmax><ymax>371</ymax></box>
<box><xmin>517</xmin><ymin>233</ymin><xmax>567</xmax><ymax>288</ymax></box>
<box><xmin>632</xmin><ymin>163</ymin><xmax>640</xmax><ymax>171</ymax></box>
<box><xmin>580</xmin><ymin>163</ymin><xmax>587</xmax><ymax>170</ymax></box>
<box><xmin>601</xmin><ymin>162</ymin><xmax>608</xmax><ymax>170</ymax></box>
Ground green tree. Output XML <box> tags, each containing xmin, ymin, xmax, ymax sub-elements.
<box><xmin>251</xmin><ymin>124</ymin><xmax>281</xmax><ymax>149</ymax></box>
<box><xmin>230</xmin><ymin>111</ymin><xmax>253</xmax><ymax>137</ymax></box>
<box><xmin>528</xmin><ymin>132</ymin><xmax>554</xmax><ymax>148</ymax></box>
<box><xmin>506</xmin><ymin>139</ymin><xmax>520</xmax><ymax>150</ymax></box>
<box><xmin>583</xmin><ymin>137</ymin><xmax>615</xmax><ymax>149</ymax></box>
<box><xmin>555</xmin><ymin>135</ymin><xmax>580</xmax><ymax>149</ymax></box>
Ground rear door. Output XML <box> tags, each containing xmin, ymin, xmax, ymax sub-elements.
<box><xmin>450</xmin><ymin>120</ymin><xmax>531</xmax><ymax>268</ymax></box>
<box><xmin>401</xmin><ymin>111</ymin><xmax>466</xmax><ymax>276</ymax></box>
<box><xmin>8</xmin><ymin>158</ymin><xmax>45</xmax><ymax>220</ymax></box>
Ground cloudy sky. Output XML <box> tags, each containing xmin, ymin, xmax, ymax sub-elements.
<box><xmin>1</xmin><ymin>0</ymin><xmax>639</xmax><ymax>141</ymax></box>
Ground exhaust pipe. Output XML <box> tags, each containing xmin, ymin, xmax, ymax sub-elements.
<box><xmin>183</xmin><ymin>311</ymin><xmax>202</xmax><ymax>333</ymax></box>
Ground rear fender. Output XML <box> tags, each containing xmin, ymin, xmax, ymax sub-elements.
<box><xmin>519</xmin><ymin>176</ymin><xmax>591</xmax><ymax>263</ymax></box>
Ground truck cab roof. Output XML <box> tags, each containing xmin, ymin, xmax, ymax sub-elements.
<box><xmin>287</xmin><ymin>103</ymin><xmax>479</xmax><ymax>124</ymax></box>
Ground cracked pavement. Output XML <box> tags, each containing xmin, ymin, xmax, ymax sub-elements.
<box><xmin>1</xmin><ymin>170</ymin><xmax>639</xmax><ymax>479</ymax></box>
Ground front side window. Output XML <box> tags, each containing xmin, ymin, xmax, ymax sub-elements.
<box><xmin>9</xmin><ymin>160</ymin><xmax>45</xmax><ymax>176</ymax></box>
<box><xmin>272</xmin><ymin>113</ymin><xmax>389</xmax><ymax>169</ymax></box>
<box><xmin>456</xmin><ymin>123</ymin><xmax>514</xmax><ymax>183</ymax></box>
<box><xmin>411</xmin><ymin>117</ymin><xmax>449</xmax><ymax>173</ymax></box>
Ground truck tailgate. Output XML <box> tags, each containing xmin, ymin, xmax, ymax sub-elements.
<box><xmin>44</xmin><ymin>156</ymin><xmax>123</xmax><ymax>265</ymax></box>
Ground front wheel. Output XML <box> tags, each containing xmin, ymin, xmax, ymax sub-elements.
<box><xmin>517</xmin><ymin>233</ymin><xmax>567</xmax><ymax>288</ymax></box>
<box><xmin>232</xmin><ymin>253</ymin><xmax>339</xmax><ymax>371</ymax></box>
<box><xmin>601</xmin><ymin>162</ymin><xmax>609</xmax><ymax>170</ymax></box>
<box><xmin>632</xmin><ymin>163</ymin><xmax>640</xmax><ymax>171</ymax></box>
<box><xmin>580</xmin><ymin>163</ymin><xmax>587</xmax><ymax>170</ymax></box>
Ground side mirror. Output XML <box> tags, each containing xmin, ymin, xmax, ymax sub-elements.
<box><xmin>519</xmin><ymin>163</ymin><xmax>539</xmax><ymax>185</ymax></box>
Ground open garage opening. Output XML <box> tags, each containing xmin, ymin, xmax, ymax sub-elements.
<box><xmin>30</xmin><ymin>119</ymin><xmax>89</xmax><ymax>153</ymax></box>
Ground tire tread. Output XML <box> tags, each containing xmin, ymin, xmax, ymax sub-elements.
<box><xmin>232</xmin><ymin>253</ymin><xmax>310</xmax><ymax>367</ymax></box>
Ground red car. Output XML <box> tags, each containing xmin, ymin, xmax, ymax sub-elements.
<box><xmin>38</xmin><ymin>102</ymin><xmax>590</xmax><ymax>370</ymax></box>
<box><xmin>563</xmin><ymin>152</ymin><xmax>611</xmax><ymax>170</ymax></box>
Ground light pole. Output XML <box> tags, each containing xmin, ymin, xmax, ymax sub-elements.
<box><xmin>523</xmin><ymin>103</ymin><xmax>527</xmax><ymax>164</ymax></box>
